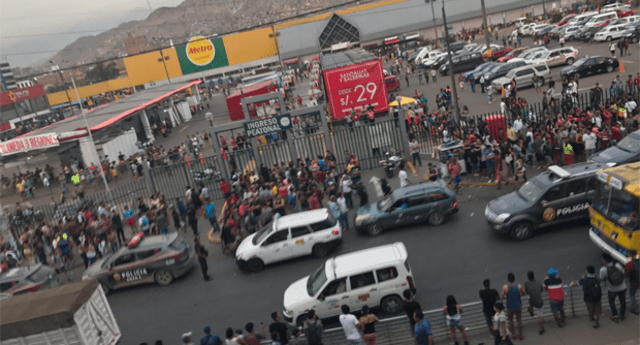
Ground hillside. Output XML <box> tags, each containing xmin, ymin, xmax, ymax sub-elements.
<box><xmin>48</xmin><ymin>0</ymin><xmax>370</xmax><ymax>66</ymax></box>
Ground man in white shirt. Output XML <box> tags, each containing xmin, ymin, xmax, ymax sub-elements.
<box><xmin>513</xmin><ymin>116</ymin><xmax>523</xmax><ymax>133</ymax></box>
<box><xmin>339</xmin><ymin>305</ymin><xmax>362</xmax><ymax>345</ymax></box>
<box><xmin>42</xmin><ymin>176</ymin><xmax>52</xmax><ymax>195</ymax></box>
<box><xmin>341</xmin><ymin>175</ymin><xmax>353</xmax><ymax>209</ymax></box>
<box><xmin>399</xmin><ymin>165</ymin><xmax>410</xmax><ymax>188</ymax></box>
<box><xmin>582</xmin><ymin>128</ymin><xmax>597</xmax><ymax>159</ymax></box>
<box><xmin>625</xmin><ymin>99</ymin><xmax>637</xmax><ymax>114</ymax></box>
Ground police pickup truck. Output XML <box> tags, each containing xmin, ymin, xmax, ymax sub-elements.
<box><xmin>485</xmin><ymin>163</ymin><xmax>605</xmax><ymax>240</ymax></box>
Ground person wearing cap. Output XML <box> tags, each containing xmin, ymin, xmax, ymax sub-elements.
<box><xmin>182</xmin><ymin>331</ymin><xmax>194</xmax><ymax>345</ymax></box>
<box><xmin>200</xmin><ymin>325</ymin><xmax>222</xmax><ymax>345</ymax></box>
<box><xmin>543</xmin><ymin>268</ymin><xmax>566</xmax><ymax>328</ymax></box>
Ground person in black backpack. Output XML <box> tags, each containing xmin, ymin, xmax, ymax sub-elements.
<box><xmin>600</xmin><ymin>253</ymin><xmax>627</xmax><ymax>322</ymax></box>
<box><xmin>303</xmin><ymin>309</ymin><xmax>323</xmax><ymax>345</ymax></box>
<box><xmin>571</xmin><ymin>265</ymin><xmax>602</xmax><ymax>328</ymax></box>
<box><xmin>624</xmin><ymin>249</ymin><xmax>640</xmax><ymax>315</ymax></box>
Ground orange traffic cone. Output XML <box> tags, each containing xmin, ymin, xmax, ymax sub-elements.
<box><xmin>620</xmin><ymin>60</ymin><xmax>625</xmax><ymax>73</ymax></box>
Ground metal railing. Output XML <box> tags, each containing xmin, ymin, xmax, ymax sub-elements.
<box><xmin>261</xmin><ymin>284</ymin><xmax>636</xmax><ymax>345</ymax></box>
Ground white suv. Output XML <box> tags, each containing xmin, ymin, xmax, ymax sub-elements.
<box><xmin>282</xmin><ymin>242</ymin><xmax>416</xmax><ymax>326</ymax></box>
<box><xmin>235</xmin><ymin>209</ymin><xmax>342</xmax><ymax>272</ymax></box>
<box><xmin>491</xmin><ymin>64</ymin><xmax>550</xmax><ymax>93</ymax></box>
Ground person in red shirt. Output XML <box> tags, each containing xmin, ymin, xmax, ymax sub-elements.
<box><xmin>611</xmin><ymin>123</ymin><xmax>622</xmax><ymax>142</ymax></box>
<box><xmin>625</xmin><ymin>249</ymin><xmax>640</xmax><ymax>315</ymax></box>
<box><xmin>543</xmin><ymin>268</ymin><xmax>566</xmax><ymax>328</ymax></box>
<box><xmin>220</xmin><ymin>181</ymin><xmax>230</xmax><ymax>199</ymax></box>
<box><xmin>297</xmin><ymin>95</ymin><xmax>303</xmax><ymax>107</ymax></box>
<box><xmin>308</xmin><ymin>192</ymin><xmax>320</xmax><ymax>210</ymax></box>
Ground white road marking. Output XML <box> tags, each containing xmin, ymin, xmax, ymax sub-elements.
<box><xmin>470</xmin><ymin>213</ymin><xmax>474</xmax><ymax>217</ymax></box>
<box><xmin>178</xmin><ymin>125</ymin><xmax>189</xmax><ymax>132</ymax></box>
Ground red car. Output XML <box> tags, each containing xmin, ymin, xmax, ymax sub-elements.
<box><xmin>617</xmin><ymin>9</ymin><xmax>635</xmax><ymax>18</ymax></box>
<box><xmin>483</xmin><ymin>46</ymin><xmax>513</xmax><ymax>60</ymax></box>
<box><xmin>556</xmin><ymin>14</ymin><xmax>576</xmax><ymax>26</ymax></box>
<box><xmin>385</xmin><ymin>75</ymin><xmax>400</xmax><ymax>92</ymax></box>
<box><xmin>497</xmin><ymin>47</ymin><xmax>529</xmax><ymax>63</ymax></box>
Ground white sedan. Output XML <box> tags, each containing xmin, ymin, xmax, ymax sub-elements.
<box><xmin>594</xmin><ymin>24</ymin><xmax>627</xmax><ymax>42</ymax></box>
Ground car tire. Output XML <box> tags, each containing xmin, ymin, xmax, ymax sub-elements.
<box><xmin>428</xmin><ymin>211</ymin><xmax>445</xmax><ymax>226</ymax></box>
<box><xmin>535</xmin><ymin>77</ymin><xmax>545</xmax><ymax>88</ymax></box>
<box><xmin>606</xmin><ymin>65</ymin><xmax>614</xmax><ymax>73</ymax></box>
<box><xmin>381</xmin><ymin>295</ymin><xmax>404</xmax><ymax>314</ymax></box>
<box><xmin>100</xmin><ymin>282</ymin><xmax>111</xmax><ymax>296</ymax></box>
<box><xmin>367</xmin><ymin>223</ymin><xmax>383</xmax><ymax>236</ymax></box>
<box><xmin>247</xmin><ymin>258</ymin><xmax>265</xmax><ymax>272</ymax></box>
<box><xmin>606</xmin><ymin>36</ymin><xmax>612</xmax><ymax>42</ymax></box>
<box><xmin>385</xmin><ymin>168</ymin><xmax>393</xmax><ymax>178</ymax></box>
<box><xmin>568</xmin><ymin>35</ymin><xmax>573</xmax><ymax>41</ymax></box>
<box><xmin>633</xmin><ymin>36</ymin><xmax>639</xmax><ymax>43</ymax></box>
<box><xmin>154</xmin><ymin>270</ymin><xmax>174</xmax><ymax>286</ymax></box>
<box><xmin>566</xmin><ymin>57</ymin><xmax>574</xmax><ymax>65</ymax></box>
<box><xmin>510</xmin><ymin>221</ymin><xmax>533</xmax><ymax>241</ymax></box>
<box><xmin>296</xmin><ymin>314</ymin><xmax>310</xmax><ymax>328</ymax></box>
<box><xmin>312</xmin><ymin>243</ymin><xmax>329</xmax><ymax>258</ymax></box>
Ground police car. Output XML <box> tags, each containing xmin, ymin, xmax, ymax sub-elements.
<box><xmin>82</xmin><ymin>232</ymin><xmax>195</xmax><ymax>294</ymax></box>
<box><xmin>485</xmin><ymin>163</ymin><xmax>605</xmax><ymax>241</ymax></box>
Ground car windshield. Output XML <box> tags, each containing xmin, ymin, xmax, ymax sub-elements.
<box><xmin>252</xmin><ymin>221</ymin><xmax>274</xmax><ymax>245</ymax></box>
<box><xmin>572</xmin><ymin>58</ymin><xmax>587</xmax><ymax>67</ymax></box>
<box><xmin>307</xmin><ymin>262</ymin><xmax>328</xmax><ymax>296</ymax></box>
<box><xmin>516</xmin><ymin>178</ymin><xmax>546</xmax><ymax>203</ymax></box>
<box><xmin>26</xmin><ymin>266</ymin><xmax>50</xmax><ymax>283</ymax></box>
<box><xmin>616</xmin><ymin>133</ymin><xmax>640</xmax><ymax>153</ymax></box>
<box><xmin>489</xmin><ymin>65</ymin><xmax>502</xmax><ymax>72</ymax></box>
<box><xmin>377</xmin><ymin>194</ymin><xmax>394</xmax><ymax>210</ymax></box>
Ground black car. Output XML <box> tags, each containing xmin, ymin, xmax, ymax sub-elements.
<box><xmin>485</xmin><ymin>163</ymin><xmax>605</xmax><ymax>240</ymax></box>
<box><xmin>439</xmin><ymin>52</ymin><xmax>484</xmax><ymax>75</ymax></box>
<box><xmin>480</xmin><ymin>60</ymin><xmax>528</xmax><ymax>85</ymax></box>
<box><xmin>561</xmin><ymin>56</ymin><xmax>619</xmax><ymax>79</ymax></box>
<box><xmin>624</xmin><ymin>24</ymin><xmax>640</xmax><ymax>43</ymax></box>
<box><xmin>576</xmin><ymin>26</ymin><xmax>603</xmax><ymax>42</ymax></box>
<box><xmin>589</xmin><ymin>129</ymin><xmax>640</xmax><ymax>166</ymax></box>
<box><xmin>429</xmin><ymin>54</ymin><xmax>449</xmax><ymax>70</ymax></box>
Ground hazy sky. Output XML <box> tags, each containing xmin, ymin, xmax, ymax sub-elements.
<box><xmin>0</xmin><ymin>0</ymin><xmax>185</xmax><ymax>67</ymax></box>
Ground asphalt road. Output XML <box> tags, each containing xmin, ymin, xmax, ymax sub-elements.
<box><xmin>95</xmin><ymin>35</ymin><xmax>640</xmax><ymax>344</ymax></box>
<box><xmin>107</xmin><ymin>166</ymin><xmax>603</xmax><ymax>344</ymax></box>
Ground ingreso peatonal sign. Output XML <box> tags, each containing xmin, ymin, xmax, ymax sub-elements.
<box><xmin>243</xmin><ymin>115</ymin><xmax>293</xmax><ymax>138</ymax></box>
<box><xmin>0</xmin><ymin>133</ymin><xmax>59</xmax><ymax>156</ymax></box>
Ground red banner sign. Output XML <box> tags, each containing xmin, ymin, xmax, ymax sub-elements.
<box><xmin>0</xmin><ymin>85</ymin><xmax>46</xmax><ymax>106</ymax></box>
<box><xmin>323</xmin><ymin>59</ymin><xmax>389</xmax><ymax>121</ymax></box>
<box><xmin>0</xmin><ymin>133</ymin><xmax>59</xmax><ymax>156</ymax></box>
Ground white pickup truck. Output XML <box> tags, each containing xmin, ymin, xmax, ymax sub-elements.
<box><xmin>0</xmin><ymin>280</ymin><xmax>121</xmax><ymax>345</ymax></box>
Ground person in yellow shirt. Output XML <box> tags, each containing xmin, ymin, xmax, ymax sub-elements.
<box><xmin>507</xmin><ymin>124</ymin><xmax>517</xmax><ymax>144</ymax></box>
<box><xmin>16</xmin><ymin>181</ymin><xmax>25</xmax><ymax>197</ymax></box>
<box><xmin>563</xmin><ymin>140</ymin><xmax>574</xmax><ymax>165</ymax></box>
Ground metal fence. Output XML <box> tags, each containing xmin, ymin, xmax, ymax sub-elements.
<box><xmin>261</xmin><ymin>284</ymin><xmax>636</xmax><ymax>345</ymax></box>
<box><xmin>149</xmin><ymin>155</ymin><xmax>225</xmax><ymax>202</ymax></box>
<box><xmin>7</xmin><ymin>178</ymin><xmax>150</xmax><ymax>237</ymax></box>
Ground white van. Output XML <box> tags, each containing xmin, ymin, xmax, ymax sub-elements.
<box><xmin>282</xmin><ymin>242</ymin><xmax>415</xmax><ymax>326</ymax></box>
<box><xmin>235</xmin><ymin>209</ymin><xmax>342</xmax><ymax>272</ymax></box>
<box><xmin>568</xmin><ymin>12</ymin><xmax>599</xmax><ymax>26</ymax></box>
<box><xmin>585</xmin><ymin>12</ymin><xmax>618</xmax><ymax>27</ymax></box>
<box><xmin>602</xmin><ymin>3</ymin><xmax>631</xmax><ymax>13</ymax></box>
<box><xmin>515</xmin><ymin>17</ymin><xmax>528</xmax><ymax>28</ymax></box>
<box><xmin>610</xmin><ymin>15</ymin><xmax>640</xmax><ymax>26</ymax></box>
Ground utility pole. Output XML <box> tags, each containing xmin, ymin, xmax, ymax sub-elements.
<box><xmin>441</xmin><ymin>0</ymin><xmax>461</xmax><ymax>124</ymax></box>
<box><xmin>426</xmin><ymin>0</ymin><xmax>439</xmax><ymax>47</ymax></box>
<box><xmin>542</xmin><ymin>0</ymin><xmax>547</xmax><ymax>19</ymax></box>
<box><xmin>480</xmin><ymin>0</ymin><xmax>492</xmax><ymax>59</ymax></box>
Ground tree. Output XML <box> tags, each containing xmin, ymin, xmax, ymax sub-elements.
<box><xmin>83</xmin><ymin>61</ymin><xmax>120</xmax><ymax>84</ymax></box>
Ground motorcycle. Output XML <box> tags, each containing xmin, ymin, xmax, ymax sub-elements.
<box><xmin>380</xmin><ymin>150</ymin><xmax>404</xmax><ymax>178</ymax></box>
<box><xmin>192</xmin><ymin>166</ymin><xmax>223</xmax><ymax>185</ymax></box>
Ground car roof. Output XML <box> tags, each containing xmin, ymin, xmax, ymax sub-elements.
<box><xmin>328</xmin><ymin>242</ymin><xmax>407</xmax><ymax>278</ymax></box>
<box><xmin>125</xmin><ymin>232</ymin><xmax>178</xmax><ymax>252</ymax></box>
<box><xmin>538</xmin><ymin>162</ymin><xmax>607</xmax><ymax>185</ymax></box>
<box><xmin>275</xmin><ymin>209</ymin><xmax>329</xmax><ymax>229</ymax></box>
<box><xmin>391</xmin><ymin>181</ymin><xmax>447</xmax><ymax>199</ymax></box>
<box><xmin>0</xmin><ymin>264</ymin><xmax>44</xmax><ymax>282</ymax></box>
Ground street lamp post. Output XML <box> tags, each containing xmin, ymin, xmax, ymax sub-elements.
<box><xmin>441</xmin><ymin>0</ymin><xmax>461</xmax><ymax>125</ymax></box>
<box><xmin>49</xmin><ymin>60</ymin><xmax>72</xmax><ymax>104</ymax></box>
<box><xmin>205</xmin><ymin>112</ymin><xmax>214</xmax><ymax>127</ymax></box>
<box><xmin>152</xmin><ymin>38</ymin><xmax>171</xmax><ymax>83</ymax></box>
<box><xmin>70</xmin><ymin>76</ymin><xmax>113</xmax><ymax>201</ymax></box>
